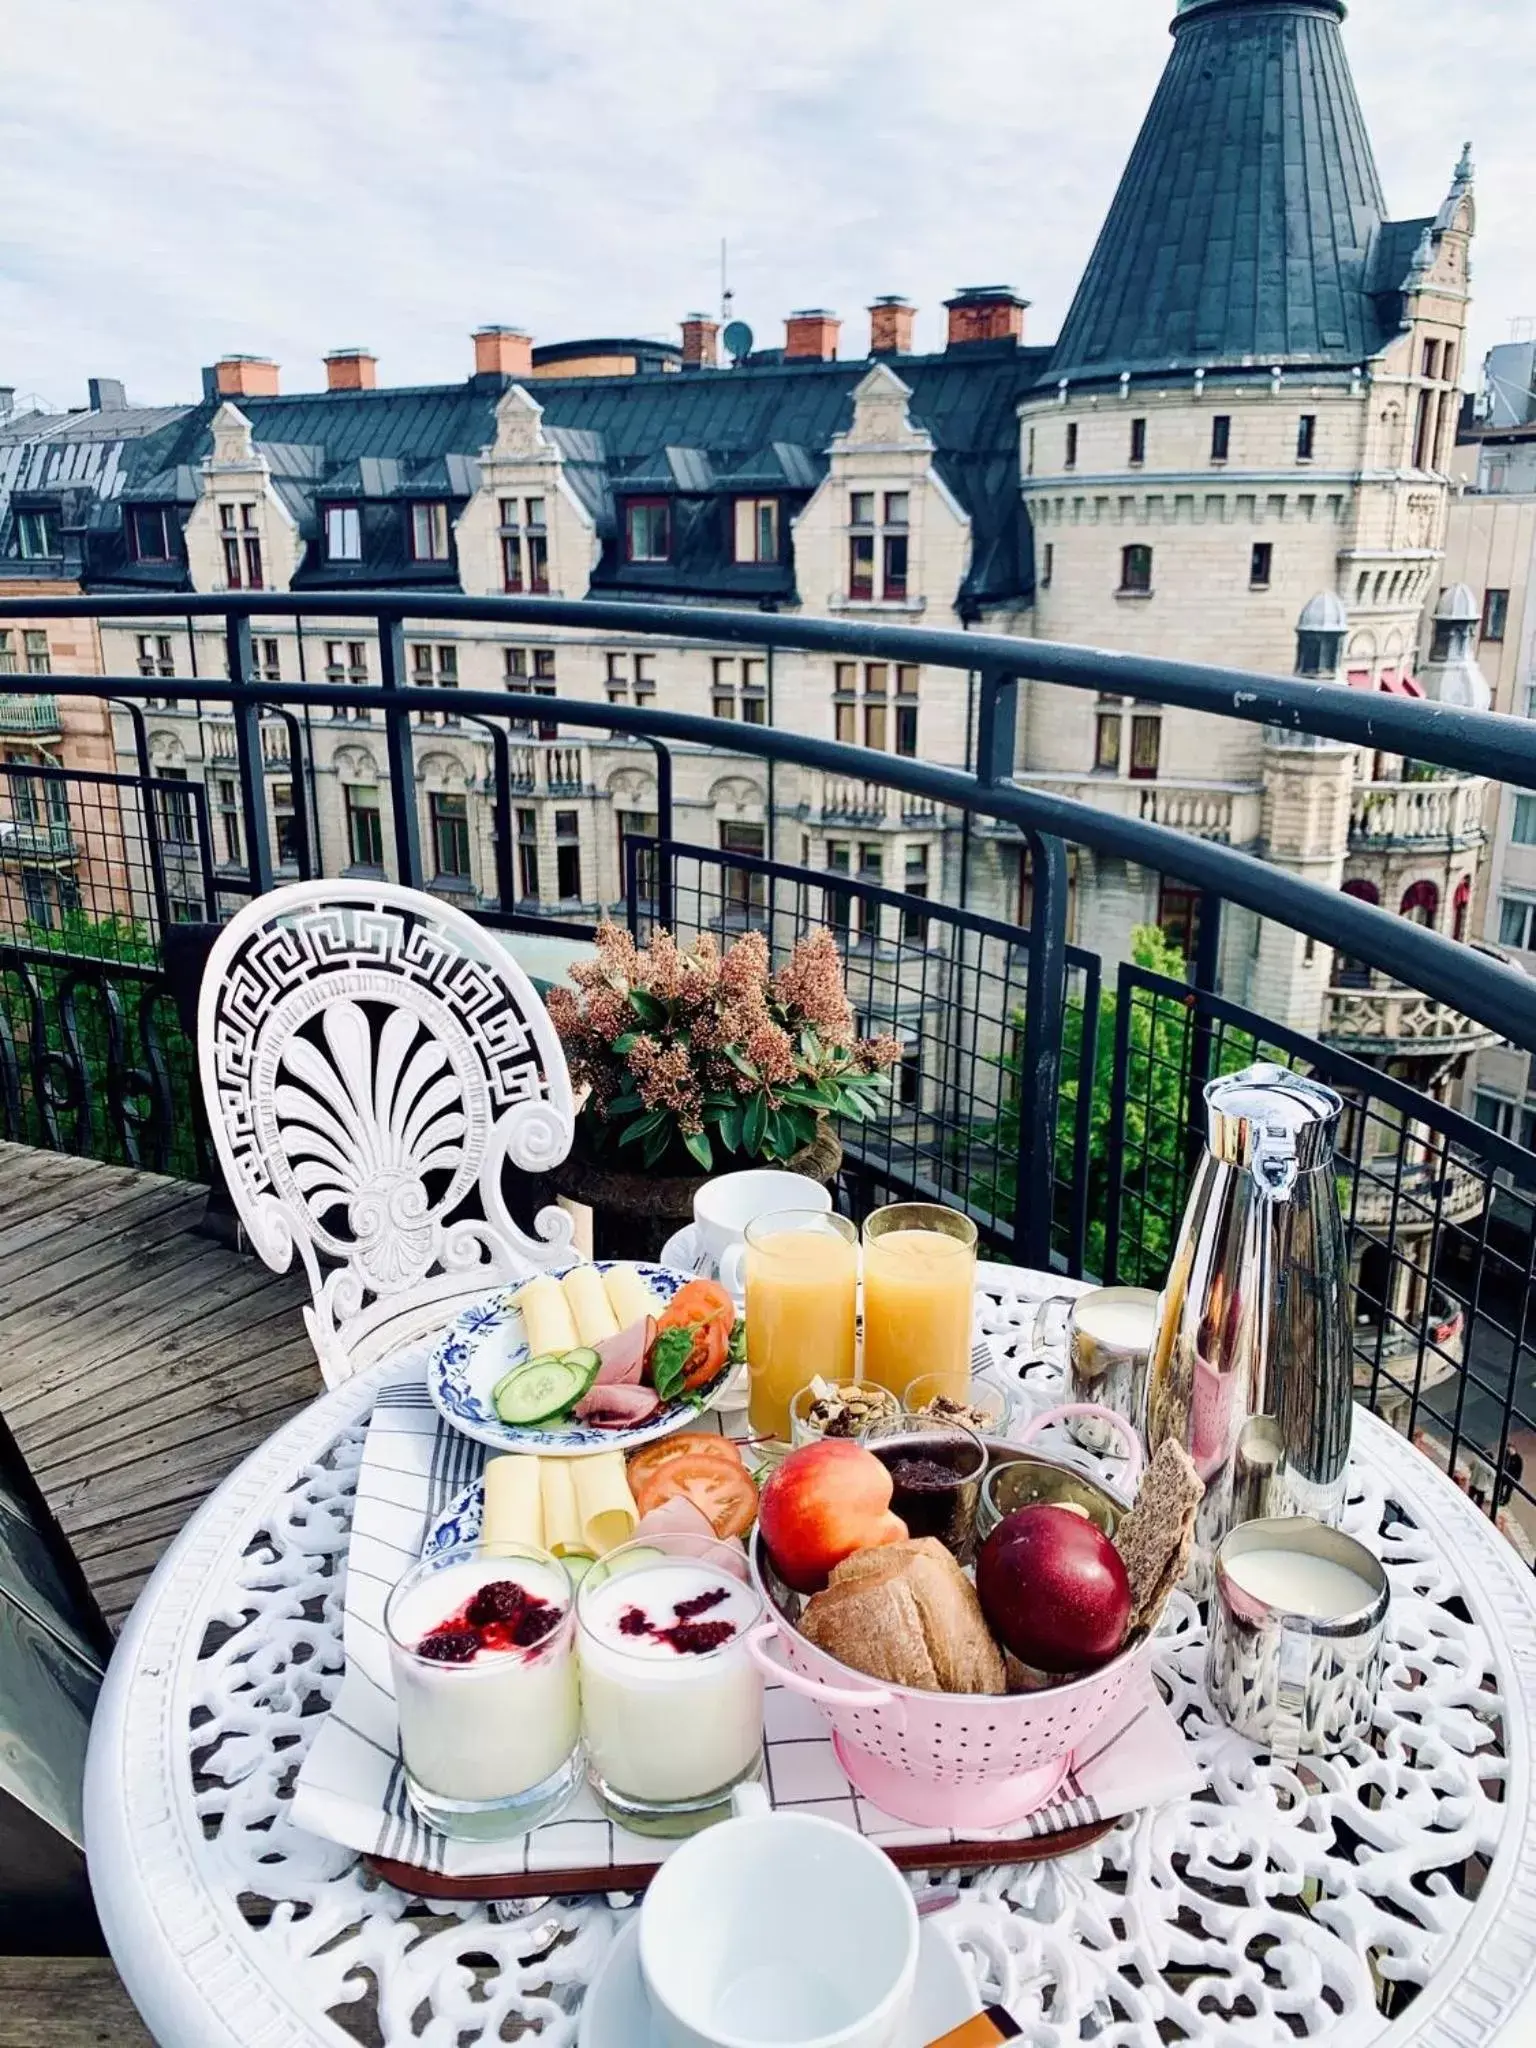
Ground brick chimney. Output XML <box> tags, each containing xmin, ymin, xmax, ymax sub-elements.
<box><xmin>785</xmin><ymin>310</ymin><xmax>840</xmax><ymax>361</ymax></box>
<box><xmin>213</xmin><ymin>356</ymin><xmax>280</xmax><ymax>398</ymax></box>
<box><xmin>324</xmin><ymin>348</ymin><xmax>377</xmax><ymax>391</ymax></box>
<box><xmin>944</xmin><ymin>287</ymin><xmax>1030</xmax><ymax>348</ymax></box>
<box><xmin>681</xmin><ymin>313</ymin><xmax>719</xmax><ymax>369</ymax></box>
<box><xmin>869</xmin><ymin>297</ymin><xmax>916</xmax><ymax>356</ymax></box>
<box><xmin>473</xmin><ymin>326</ymin><xmax>533</xmax><ymax>378</ymax></box>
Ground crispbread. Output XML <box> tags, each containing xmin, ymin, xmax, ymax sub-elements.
<box><xmin>1112</xmin><ymin>1437</ymin><xmax>1204</xmax><ymax>1632</ymax></box>
<box><xmin>799</xmin><ymin>1574</ymin><xmax>940</xmax><ymax>1689</ymax></box>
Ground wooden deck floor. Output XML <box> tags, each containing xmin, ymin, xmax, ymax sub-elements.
<box><xmin>0</xmin><ymin>1141</ymin><xmax>315</xmax><ymax>1631</ymax></box>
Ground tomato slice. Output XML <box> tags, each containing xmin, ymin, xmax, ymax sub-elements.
<box><xmin>656</xmin><ymin>1278</ymin><xmax>734</xmax><ymax>1332</ymax></box>
<box><xmin>681</xmin><ymin>1309</ymin><xmax>731</xmax><ymax>1392</ymax></box>
<box><xmin>632</xmin><ymin>1452</ymin><xmax>758</xmax><ymax>1539</ymax></box>
<box><xmin>626</xmin><ymin>1432</ymin><xmax>742</xmax><ymax>1488</ymax></box>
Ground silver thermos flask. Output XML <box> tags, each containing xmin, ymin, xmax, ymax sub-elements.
<box><xmin>1146</xmin><ymin>1063</ymin><xmax>1353</xmax><ymax>1580</ymax></box>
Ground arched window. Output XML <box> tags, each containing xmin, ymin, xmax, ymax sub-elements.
<box><xmin>1400</xmin><ymin>879</ymin><xmax>1439</xmax><ymax>928</ymax></box>
<box><xmin>1336</xmin><ymin>879</ymin><xmax>1379</xmax><ymax>987</ymax></box>
<box><xmin>1453</xmin><ymin>874</ymin><xmax>1471</xmax><ymax>942</ymax></box>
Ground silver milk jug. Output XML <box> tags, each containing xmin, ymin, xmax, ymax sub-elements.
<box><xmin>1146</xmin><ymin>1063</ymin><xmax>1352</xmax><ymax>1579</ymax></box>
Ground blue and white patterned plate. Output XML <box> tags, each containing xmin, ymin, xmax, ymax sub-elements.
<box><xmin>423</xmin><ymin>1478</ymin><xmax>485</xmax><ymax>1557</ymax></box>
<box><xmin>425</xmin><ymin>1261</ymin><xmax>735</xmax><ymax>1457</ymax></box>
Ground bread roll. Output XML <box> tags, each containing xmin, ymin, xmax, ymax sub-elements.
<box><xmin>800</xmin><ymin>1539</ymin><xmax>1006</xmax><ymax>1695</ymax></box>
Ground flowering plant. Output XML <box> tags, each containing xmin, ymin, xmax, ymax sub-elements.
<box><xmin>547</xmin><ymin>923</ymin><xmax>900</xmax><ymax>1174</ymax></box>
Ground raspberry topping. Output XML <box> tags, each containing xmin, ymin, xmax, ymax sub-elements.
<box><xmin>467</xmin><ymin>1579</ymin><xmax>529</xmax><ymax>1627</ymax></box>
<box><xmin>617</xmin><ymin>1605</ymin><xmax>652</xmax><ymax>1637</ymax></box>
<box><xmin>418</xmin><ymin>1628</ymin><xmax>479</xmax><ymax>1664</ymax></box>
<box><xmin>672</xmin><ymin>1584</ymin><xmax>730</xmax><ymax>1622</ymax></box>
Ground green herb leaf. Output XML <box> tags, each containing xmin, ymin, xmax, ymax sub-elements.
<box><xmin>728</xmin><ymin>1318</ymin><xmax>747</xmax><ymax>1366</ymax></box>
<box><xmin>683</xmin><ymin>1128</ymin><xmax>714</xmax><ymax>1172</ymax></box>
<box><xmin>743</xmin><ymin>1091</ymin><xmax>768</xmax><ymax>1156</ymax></box>
<box><xmin>649</xmin><ymin>1325</ymin><xmax>694</xmax><ymax>1401</ymax></box>
<box><xmin>618</xmin><ymin>1107</ymin><xmax>668</xmax><ymax>1148</ymax></box>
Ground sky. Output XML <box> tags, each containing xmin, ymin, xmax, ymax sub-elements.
<box><xmin>3</xmin><ymin>0</ymin><xmax>1533</xmax><ymax>414</ymax></box>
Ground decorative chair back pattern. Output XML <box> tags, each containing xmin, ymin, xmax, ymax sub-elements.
<box><xmin>198</xmin><ymin>881</ymin><xmax>576</xmax><ymax>1385</ymax></box>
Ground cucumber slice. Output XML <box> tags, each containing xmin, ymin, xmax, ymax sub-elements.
<box><xmin>493</xmin><ymin>1351</ymin><xmax>599</xmax><ymax>1426</ymax></box>
<box><xmin>563</xmin><ymin>1347</ymin><xmax>602</xmax><ymax>1378</ymax></box>
<box><xmin>561</xmin><ymin>1552</ymin><xmax>596</xmax><ymax>1587</ymax></box>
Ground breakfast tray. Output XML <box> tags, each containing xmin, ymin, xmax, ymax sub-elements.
<box><xmin>292</xmin><ymin>1361</ymin><xmax>1205</xmax><ymax>1892</ymax></box>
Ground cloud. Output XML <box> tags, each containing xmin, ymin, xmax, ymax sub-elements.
<box><xmin>2</xmin><ymin>0</ymin><xmax>1531</xmax><ymax>410</ymax></box>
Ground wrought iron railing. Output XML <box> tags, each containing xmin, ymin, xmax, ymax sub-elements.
<box><xmin>1</xmin><ymin>589</ymin><xmax>1535</xmax><ymax>1553</ymax></box>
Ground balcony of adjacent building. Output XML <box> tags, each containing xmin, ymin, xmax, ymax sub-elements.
<box><xmin>1009</xmin><ymin>772</ymin><xmax>1264</xmax><ymax>848</ymax></box>
<box><xmin>0</xmin><ymin>814</ymin><xmax>77</xmax><ymax>865</ymax></box>
<box><xmin>1323</xmin><ymin>943</ymin><xmax>1512</xmax><ymax>1061</ymax></box>
<box><xmin>202</xmin><ymin>717</ymin><xmax>291</xmax><ymax>769</ymax></box>
<box><xmin>0</xmin><ymin>692</ymin><xmax>62</xmax><ymax>742</ymax></box>
<box><xmin>1348</xmin><ymin>774</ymin><xmax>1487</xmax><ymax>854</ymax></box>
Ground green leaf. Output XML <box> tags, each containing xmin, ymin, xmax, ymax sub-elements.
<box><xmin>612</xmin><ymin>1033</ymin><xmax>640</xmax><ymax>1056</ymax></box>
<box><xmin>641</xmin><ymin>1119</ymin><xmax>672</xmax><ymax>1168</ymax></box>
<box><xmin>726</xmin><ymin>1046</ymin><xmax>761</xmax><ymax>1080</ymax></box>
<box><xmin>717</xmin><ymin>1104</ymin><xmax>744</xmax><ymax>1153</ymax></box>
<box><xmin>650</xmin><ymin>1325</ymin><xmax>694</xmax><ymax>1401</ymax></box>
<box><xmin>617</xmin><ymin>1107</ymin><xmax>668</xmax><ymax>1148</ymax></box>
<box><xmin>628</xmin><ymin>989</ymin><xmax>667</xmax><ymax>1026</ymax></box>
<box><xmin>727</xmin><ymin>1318</ymin><xmax>747</xmax><ymax>1367</ymax></box>
<box><xmin>743</xmin><ymin>1091</ymin><xmax>768</xmax><ymax>1156</ymax></box>
<box><xmin>607</xmin><ymin>1091</ymin><xmax>644</xmax><ymax>1117</ymax></box>
<box><xmin>683</xmin><ymin>1128</ymin><xmax>714</xmax><ymax>1172</ymax></box>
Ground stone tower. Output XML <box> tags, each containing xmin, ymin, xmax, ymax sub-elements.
<box><xmin>1015</xmin><ymin>0</ymin><xmax>1478</xmax><ymax>1038</ymax></box>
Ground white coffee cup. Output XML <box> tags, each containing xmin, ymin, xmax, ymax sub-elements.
<box><xmin>640</xmin><ymin>1782</ymin><xmax>918</xmax><ymax>2048</ymax></box>
<box><xmin>693</xmin><ymin>1170</ymin><xmax>832</xmax><ymax>1302</ymax></box>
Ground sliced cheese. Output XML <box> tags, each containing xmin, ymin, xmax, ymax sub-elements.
<box><xmin>572</xmin><ymin>1451</ymin><xmax>639</xmax><ymax>1556</ymax></box>
<box><xmin>562</xmin><ymin>1264</ymin><xmax>621</xmax><ymax>1346</ymax></box>
<box><xmin>539</xmin><ymin>1457</ymin><xmax>584</xmax><ymax>1557</ymax></box>
<box><xmin>481</xmin><ymin>1454</ymin><xmax>542</xmax><ymax>1550</ymax></box>
<box><xmin>514</xmin><ymin>1274</ymin><xmax>579</xmax><ymax>1358</ymax></box>
<box><xmin>603</xmin><ymin>1262</ymin><xmax>663</xmax><ymax>1333</ymax></box>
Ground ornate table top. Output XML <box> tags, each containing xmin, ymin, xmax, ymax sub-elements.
<box><xmin>84</xmin><ymin>1263</ymin><xmax>1536</xmax><ymax>2047</ymax></box>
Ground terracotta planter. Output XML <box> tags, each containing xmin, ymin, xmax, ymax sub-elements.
<box><xmin>552</xmin><ymin>1122</ymin><xmax>844</xmax><ymax>1263</ymax></box>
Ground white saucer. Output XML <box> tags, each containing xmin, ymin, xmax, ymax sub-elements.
<box><xmin>660</xmin><ymin>1223</ymin><xmax>716</xmax><ymax>1280</ymax></box>
<box><xmin>577</xmin><ymin>1916</ymin><xmax>976</xmax><ymax>2047</ymax></box>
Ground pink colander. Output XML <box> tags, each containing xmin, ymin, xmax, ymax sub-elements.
<box><xmin>746</xmin><ymin>1402</ymin><xmax>1153</xmax><ymax>1830</ymax></box>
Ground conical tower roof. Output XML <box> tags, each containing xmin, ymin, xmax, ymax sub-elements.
<box><xmin>1051</xmin><ymin>0</ymin><xmax>1395</xmax><ymax>383</ymax></box>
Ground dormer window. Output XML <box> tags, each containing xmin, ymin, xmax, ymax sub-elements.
<box><xmin>219</xmin><ymin>502</ymin><xmax>262</xmax><ymax>589</ymax></box>
<box><xmin>625</xmin><ymin>499</ymin><xmax>671</xmax><ymax>563</ymax></box>
<box><xmin>15</xmin><ymin>508</ymin><xmax>59</xmax><ymax>559</ymax></box>
<box><xmin>128</xmin><ymin>506</ymin><xmax>175</xmax><ymax>562</ymax></box>
<box><xmin>325</xmin><ymin>504</ymin><xmax>362</xmax><ymax>561</ymax></box>
<box><xmin>500</xmin><ymin>497</ymin><xmax>549</xmax><ymax>592</ymax></box>
<box><xmin>411</xmin><ymin>501</ymin><xmax>451</xmax><ymax>562</ymax></box>
<box><xmin>733</xmin><ymin>497</ymin><xmax>779</xmax><ymax>564</ymax></box>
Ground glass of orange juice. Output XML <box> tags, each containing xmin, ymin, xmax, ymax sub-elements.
<box><xmin>861</xmin><ymin>1203</ymin><xmax>978</xmax><ymax>1404</ymax></box>
<box><xmin>744</xmin><ymin>1211</ymin><xmax>858</xmax><ymax>1444</ymax></box>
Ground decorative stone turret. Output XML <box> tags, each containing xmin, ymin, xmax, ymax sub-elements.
<box><xmin>1419</xmin><ymin>584</ymin><xmax>1491</xmax><ymax>710</ymax></box>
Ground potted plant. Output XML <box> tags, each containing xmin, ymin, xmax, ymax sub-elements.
<box><xmin>546</xmin><ymin>923</ymin><xmax>899</xmax><ymax>1259</ymax></box>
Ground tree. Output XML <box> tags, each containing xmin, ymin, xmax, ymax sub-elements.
<box><xmin>971</xmin><ymin>924</ymin><xmax>1265</xmax><ymax>1283</ymax></box>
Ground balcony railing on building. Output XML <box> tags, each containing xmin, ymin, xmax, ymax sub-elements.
<box><xmin>0</xmin><ymin>693</ymin><xmax>62</xmax><ymax>739</ymax></box>
<box><xmin>1</xmin><ymin>587</ymin><xmax>1535</xmax><ymax>1567</ymax></box>
<box><xmin>1349</xmin><ymin>775</ymin><xmax>1487</xmax><ymax>850</ymax></box>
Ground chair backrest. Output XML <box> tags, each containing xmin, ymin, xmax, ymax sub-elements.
<box><xmin>198</xmin><ymin>881</ymin><xmax>576</xmax><ymax>1385</ymax></box>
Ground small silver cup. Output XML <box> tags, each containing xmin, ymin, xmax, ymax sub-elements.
<box><xmin>1064</xmin><ymin>1286</ymin><xmax>1158</xmax><ymax>1455</ymax></box>
<box><xmin>1206</xmin><ymin>1517</ymin><xmax>1388</xmax><ymax>1761</ymax></box>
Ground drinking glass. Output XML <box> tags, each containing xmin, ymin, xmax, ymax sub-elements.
<box><xmin>789</xmin><ymin>1377</ymin><xmax>902</xmax><ymax>1447</ymax></box>
<box><xmin>744</xmin><ymin>1210</ymin><xmax>858</xmax><ymax>1444</ymax></box>
<box><xmin>384</xmin><ymin>1539</ymin><xmax>582</xmax><ymax>1841</ymax></box>
<box><xmin>576</xmin><ymin>1531</ymin><xmax>766</xmax><ymax>1836</ymax></box>
<box><xmin>859</xmin><ymin>1413</ymin><xmax>988</xmax><ymax>1566</ymax></box>
<box><xmin>904</xmin><ymin>1369</ymin><xmax>1010</xmax><ymax>1436</ymax></box>
<box><xmin>861</xmin><ymin>1203</ymin><xmax>978</xmax><ymax>1404</ymax></box>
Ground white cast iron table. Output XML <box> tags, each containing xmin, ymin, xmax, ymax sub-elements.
<box><xmin>84</xmin><ymin>1263</ymin><xmax>1536</xmax><ymax>2047</ymax></box>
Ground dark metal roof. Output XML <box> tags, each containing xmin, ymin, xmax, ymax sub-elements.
<box><xmin>1050</xmin><ymin>0</ymin><xmax>1413</xmax><ymax>384</ymax></box>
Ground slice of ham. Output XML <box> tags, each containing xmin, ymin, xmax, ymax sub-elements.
<box><xmin>574</xmin><ymin>1382</ymin><xmax>662</xmax><ymax>1428</ymax></box>
<box><xmin>634</xmin><ymin>1494</ymin><xmax>751</xmax><ymax>1579</ymax></box>
<box><xmin>592</xmin><ymin>1317</ymin><xmax>653</xmax><ymax>1387</ymax></box>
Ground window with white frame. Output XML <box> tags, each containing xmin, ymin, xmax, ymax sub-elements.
<box><xmin>129</xmin><ymin>505</ymin><xmax>176</xmax><ymax>562</ymax></box>
<box><xmin>23</xmin><ymin>631</ymin><xmax>48</xmax><ymax>675</ymax></box>
<box><xmin>411</xmin><ymin>642</ymin><xmax>459</xmax><ymax>725</ymax></box>
<box><xmin>499</xmin><ymin>497</ymin><xmax>549</xmax><ymax>593</ymax></box>
<box><xmin>833</xmin><ymin>661</ymin><xmax>917</xmax><ymax>753</ymax></box>
<box><xmin>15</xmin><ymin>508</ymin><xmax>59</xmax><ymax>558</ymax></box>
<box><xmin>732</xmin><ymin>498</ymin><xmax>779</xmax><ymax>564</ymax></box>
<box><xmin>508</xmin><ymin>647</ymin><xmax>557</xmax><ymax>737</ymax></box>
<box><xmin>219</xmin><ymin>503</ymin><xmax>263</xmax><ymax>589</ymax></box>
<box><xmin>136</xmin><ymin>633</ymin><xmax>176</xmax><ymax>680</ymax></box>
<box><xmin>253</xmin><ymin>636</ymin><xmax>281</xmax><ymax>683</ymax></box>
<box><xmin>325</xmin><ymin>640</ymin><xmax>371</xmax><ymax>719</ymax></box>
<box><xmin>624</xmin><ymin>501</ymin><xmax>670</xmax><ymax>562</ymax></box>
<box><xmin>1498</xmin><ymin>895</ymin><xmax>1536</xmax><ymax>950</ymax></box>
<box><xmin>847</xmin><ymin>491</ymin><xmax>910</xmax><ymax>601</ymax></box>
<box><xmin>325</xmin><ymin>505</ymin><xmax>362</xmax><ymax>561</ymax></box>
<box><xmin>345</xmin><ymin>783</ymin><xmax>384</xmax><ymax>869</ymax></box>
<box><xmin>411</xmin><ymin>502</ymin><xmax>451</xmax><ymax>562</ymax></box>
<box><xmin>215</xmin><ymin>776</ymin><xmax>242</xmax><ymax>866</ymax></box>
<box><xmin>711</xmin><ymin>656</ymin><xmax>767</xmax><ymax>724</ymax></box>
<box><xmin>1512</xmin><ymin>794</ymin><xmax>1536</xmax><ymax>846</ymax></box>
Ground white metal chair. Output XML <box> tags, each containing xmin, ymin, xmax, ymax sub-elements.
<box><xmin>197</xmin><ymin>880</ymin><xmax>577</xmax><ymax>1386</ymax></box>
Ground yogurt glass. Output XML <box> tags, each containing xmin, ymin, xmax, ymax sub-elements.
<box><xmin>384</xmin><ymin>1540</ymin><xmax>582</xmax><ymax>1841</ymax></box>
<box><xmin>576</xmin><ymin>1532</ymin><xmax>765</xmax><ymax>1837</ymax></box>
